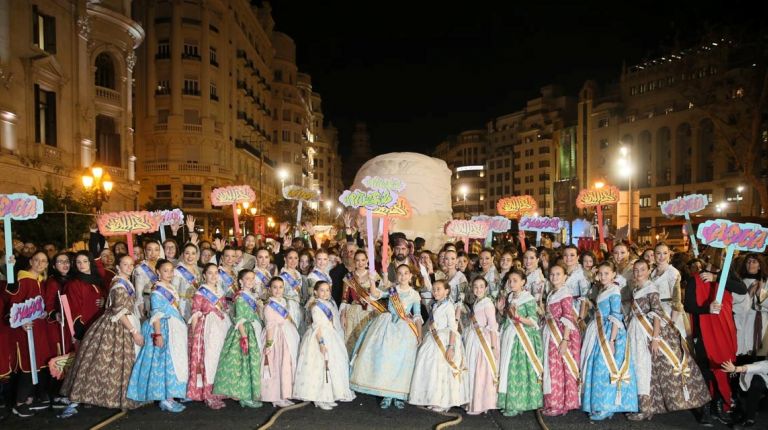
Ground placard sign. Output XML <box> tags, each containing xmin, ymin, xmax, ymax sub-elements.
<box><xmin>211</xmin><ymin>185</ymin><xmax>256</xmax><ymax>245</ymax></box>
<box><xmin>520</xmin><ymin>215</ymin><xmax>563</xmax><ymax>246</ymax></box>
<box><xmin>370</xmin><ymin>197</ymin><xmax>412</xmax><ymax>219</ymax></box>
<box><xmin>445</xmin><ymin>220</ymin><xmax>490</xmax><ymax>253</ymax></box>
<box><xmin>153</xmin><ymin>208</ymin><xmax>184</xmax><ymax>242</ymax></box>
<box><xmin>0</xmin><ymin>193</ymin><xmax>44</xmax><ymax>284</ymax></box>
<box><xmin>10</xmin><ymin>296</ymin><xmax>46</xmax><ymax>384</ymax></box>
<box><xmin>697</xmin><ymin>219</ymin><xmax>768</xmax><ymax>304</ymax></box>
<box><xmin>661</xmin><ymin>194</ymin><xmax>708</xmax><ymax>257</ymax></box>
<box><xmin>471</xmin><ymin>215</ymin><xmax>511</xmax><ymax>247</ymax></box>
<box><xmin>575</xmin><ymin>185</ymin><xmax>620</xmax><ymax>246</ymax></box>
<box><xmin>97</xmin><ymin>211</ymin><xmax>160</xmax><ymax>259</ymax></box>
<box><xmin>497</xmin><ymin>195</ymin><xmax>537</xmax><ymax>218</ymax></box>
<box><xmin>282</xmin><ymin>185</ymin><xmax>320</xmax><ymax>231</ymax></box>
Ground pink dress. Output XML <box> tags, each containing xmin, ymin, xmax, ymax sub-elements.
<box><xmin>542</xmin><ymin>287</ymin><xmax>581</xmax><ymax>413</ymax></box>
<box><xmin>463</xmin><ymin>297</ymin><xmax>500</xmax><ymax>414</ymax></box>
<box><xmin>187</xmin><ymin>285</ymin><xmax>231</xmax><ymax>402</ymax></box>
<box><xmin>260</xmin><ymin>297</ymin><xmax>300</xmax><ymax>403</ymax></box>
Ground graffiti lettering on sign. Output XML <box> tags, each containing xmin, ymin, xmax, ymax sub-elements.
<box><xmin>153</xmin><ymin>208</ymin><xmax>184</xmax><ymax>225</ymax></box>
<box><xmin>660</xmin><ymin>194</ymin><xmax>708</xmax><ymax>217</ymax></box>
<box><xmin>10</xmin><ymin>296</ymin><xmax>46</xmax><ymax>328</ymax></box>
<box><xmin>497</xmin><ymin>195</ymin><xmax>537</xmax><ymax>217</ymax></box>
<box><xmin>339</xmin><ymin>189</ymin><xmax>397</xmax><ymax>210</ymax></box>
<box><xmin>445</xmin><ymin>220</ymin><xmax>490</xmax><ymax>239</ymax></box>
<box><xmin>361</xmin><ymin>176</ymin><xmax>406</xmax><ymax>192</ymax></box>
<box><xmin>696</xmin><ymin>219</ymin><xmax>768</xmax><ymax>252</ymax></box>
<box><xmin>283</xmin><ymin>185</ymin><xmax>320</xmax><ymax>202</ymax></box>
<box><xmin>575</xmin><ymin>186</ymin><xmax>620</xmax><ymax>209</ymax></box>
<box><xmin>97</xmin><ymin>211</ymin><xmax>160</xmax><ymax>236</ymax></box>
<box><xmin>211</xmin><ymin>185</ymin><xmax>256</xmax><ymax>206</ymax></box>
<box><xmin>471</xmin><ymin>215</ymin><xmax>511</xmax><ymax>233</ymax></box>
<box><xmin>519</xmin><ymin>216</ymin><xmax>563</xmax><ymax>233</ymax></box>
<box><xmin>370</xmin><ymin>197</ymin><xmax>412</xmax><ymax>219</ymax></box>
<box><xmin>0</xmin><ymin>193</ymin><xmax>44</xmax><ymax>220</ymax></box>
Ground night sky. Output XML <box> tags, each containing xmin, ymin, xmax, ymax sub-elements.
<box><xmin>270</xmin><ymin>0</ymin><xmax>762</xmax><ymax>156</ymax></box>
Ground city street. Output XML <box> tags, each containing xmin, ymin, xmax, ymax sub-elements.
<box><xmin>2</xmin><ymin>394</ymin><xmax>729</xmax><ymax>429</ymax></box>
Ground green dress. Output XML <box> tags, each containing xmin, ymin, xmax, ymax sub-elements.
<box><xmin>213</xmin><ymin>292</ymin><xmax>263</xmax><ymax>402</ymax></box>
<box><xmin>497</xmin><ymin>291</ymin><xmax>544</xmax><ymax>415</ymax></box>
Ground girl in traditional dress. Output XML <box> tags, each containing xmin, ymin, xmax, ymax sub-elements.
<box><xmin>279</xmin><ymin>249</ymin><xmax>305</xmax><ymax>334</ymax></box>
<box><xmin>293</xmin><ymin>281</ymin><xmax>355</xmax><ymax>410</ymax></box>
<box><xmin>340</xmin><ymin>250</ymin><xmax>383</xmax><ymax>352</ymax></box>
<box><xmin>497</xmin><ymin>269</ymin><xmax>544</xmax><ymax>417</ymax></box>
<box><xmin>579</xmin><ymin>251</ymin><xmax>598</xmax><ymax>283</ymax></box>
<box><xmin>735</xmin><ymin>254</ymin><xmax>768</xmax><ymax>356</ymax></box>
<box><xmin>523</xmin><ymin>249</ymin><xmax>548</xmax><ymax>315</ymax></box>
<box><xmin>127</xmin><ymin>259</ymin><xmax>189</xmax><ymax>413</ymax></box>
<box><xmin>477</xmin><ymin>249</ymin><xmax>501</xmax><ymax>299</ymax></box>
<box><xmin>187</xmin><ymin>263</ymin><xmax>232</xmax><ymax>409</ymax></box>
<box><xmin>67</xmin><ymin>251</ymin><xmax>106</xmax><ymax>342</ymax></box>
<box><xmin>132</xmin><ymin>240</ymin><xmax>162</xmax><ymax>315</ymax></box>
<box><xmin>612</xmin><ymin>243</ymin><xmax>637</xmax><ymax>315</ymax></box>
<box><xmin>650</xmin><ymin>243</ymin><xmax>686</xmax><ymax>336</ymax></box>
<box><xmin>580</xmin><ymin>261</ymin><xmax>638</xmax><ymax>420</ymax></box>
<box><xmin>261</xmin><ymin>276</ymin><xmax>301</xmax><ymax>407</ymax></box>
<box><xmin>499</xmin><ymin>251</ymin><xmax>515</xmax><ymax>283</ymax></box>
<box><xmin>173</xmin><ymin>243</ymin><xmax>201</xmax><ymax>320</ymax></box>
<box><xmin>253</xmin><ymin>248</ymin><xmax>276</xmax><ymax>301</ymax></box>
<box><xmin>627</xmin><ymin>259</ymin><xmax>709</xmax><ymax>421</ymax></box>
<box><xmin>61</xmin><ymin>254</ymin><xmax>144</xmax><ymax>416</ymax></box>
<box><xmin>541</xmin><ymin>264</ymin><xmax>581</xmax><ymax>416</ymax></box>
<box><xmin>562</xmin><ymin>245</ymin><xmax>591</xmax><ymax>328</ymax></box>
<box><xmin>213</xmin><ymin>269</ymin><xmax>264</xmax><ymax>408</ymax></box>
<box><xmin>463</xmin><ymin>277</ymin><xmax>500</xmax><ymax>415</ymax></box>
<box><xmin>349</xmin><ymin>264</ymin><xmax>422</xmax><ymax>409</ymax></box>
<box><xmin>410</xmin><ymin>280</ymin><xmax>468</xmax><ymax>411</ymax></box>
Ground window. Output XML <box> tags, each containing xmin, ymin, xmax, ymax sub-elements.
<box><xmin>34</xmin><ymin>84</ymin><xmax>56</xmax><ymax>146</ymax></box>
<box><xmin>282</xmin><ymin>110</ymin><xmax>291</xmax><ymax>121</ymax></box>
<box><xmin>156</xmin><ymin>80</ymin><xmax>170</xmax><ymax>95</ymax></box>
<box><xmin>293</xmin><ymin>132</ymin><xmax>301</xmax><ymax>143</ymax></box>
<box><xmin>182</xmin><ymin>185</ymin><xmax>203</xmax><ymax>208</ymax></box>
<box><xmin>539</xmin><ymin>187</ymin><xmax>550</xmax><ymax>195</ymax></box>
<box><xmin>630</xmin><ymin>86</ymin><xmax>637</xmax><ymax>96</ymax></box>
<box><xmin>182</xmin><ymin>41</ymin><xmax>200</xmax><ymax>59</ymax></box>
<box><xmin>274</xmin><ymin>70</ymin><xmax>283</xmax><ymax>82</ymax></box>
<box><xmin>281</xmin><ymin>130</ymin><xmax>290</xmax><ymax>141</ymax></box>
<box><xmin>496</xmin><ymin>186</ymin><xmax>502</xmax><ymax>195</ymax></box>
<box><xmin>157</xmin><ymin>109</ymin><xmax>169</xmax><ymax>124</ymax></box>
<box><xmin>496</xmin><ymin>173</ymin><xmax>502</xmax><ymax>182</ymax></box>
<box><xmin>505</xmin><ymin>186</ymin><xmax>510</xmax><ymax>194</ymax></box>
<box><xmin>155</xmin><ymin>185</ymin><xmax>171</xmax><ymax>203</ymax></box>
<box><xmin>513</xmin><ymin>178</ymin><xmax>521</xmax><ymax>185</ymax></box>
<box><xmin>183</xmin><ymin>78</ymin><xmax>199</xmax><ymax>96</ymax></box>
<box><xmin>183</xmin><ymin>109</ymin><xmax>200</xmax><ymax>124</ymax></box>
<box><xmin>538</xmin><ymin>160</ymin><xmax>550</xmax><ymax>168</ymax></box>
<box><xmin>598</xmin><ymin>118</ymin><xmax>609</xmax><ymax>128</ymax></box>
<box><xmin>639</xmin><ymin>195</ymin><xmax>651</xmax><ymax>208</ymax></box>
<box><xmin>505</xmin><ymin>172</ymin><xmax>510</xmax><ymax>181</ymax></box>
<box><xmin>96</xmin><ymin>115</ymin><xmax>121</xmax><ymax>167</ymax></box>
<box><xmin>209</xmin><ymin>47</ymin><xmax>218</xmax><ymax>66</ymax></box>
<box><xmin>156</xmin><ymin>40</ymin><xmax>170</xmax><ymax>59</ymax></box>
<box><xmin>33</xmin><ymin>6</ymin><xmax>56</xmax><ymax>54</ymax></box>
<box><xmin>504</xmin><ymin>159</ymin><xmax>510</xmax><ymax>168</ymax></box>
<box><xmin>209</xmin><ymin>81</ymin><xmax>218</xmax><ymax>101</ymax></box>
<box><xmin>656</xmin><ymin>193</ymin><xmax>670</xmax><ymax>206</ymax></box>
<box><xmin>524</xmin><ymin>149</ymin><xmax>534</xmax><ymax>157</ymax></box>
<box><xmin>94</xmin><ymin>53</ymin><xmax>116</xmax><ymax>89</ymax></box>
<box><xmin>538</xmin><ymin>146</ymin><xmax>550</xmax><ymax>154</ymax></box>
<box><xmin>539</xmin><ymin>173</ymin><xmax>550</xmax><ymax>181</ymax></box>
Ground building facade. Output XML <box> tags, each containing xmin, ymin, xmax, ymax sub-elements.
<box><xmin>433</xmin><ymin>129</ymin><xmax>488</xmax><ymax>218</ymax></box>
<box><xmin>0</xmin><ymin>0</ymin><xmax>143</xmax><ymax>212</ymax></box>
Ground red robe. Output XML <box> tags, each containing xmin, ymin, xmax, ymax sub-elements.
<box><xmin>8</xmin><ymin>271</ymin><xmax>53</xmax><ymax>372</ymax></box>
<box><xmin>0</xmin><ymin>282</ymin><xmax>12</xmax><ymax>378</ymax></box>
<box><xmin>43</xmin><ymin>277</ymin><xmax>72</xmax><ymax>356</ymax></box>
<box><xmin>65</xmin><ymin>278</ymin><xmax>104</xmax><ymax>336</ymax></box>
<box><xmin>695</xmin><ymin>274</ymin><xmax>737</xmax><ymax>408</ymax></box>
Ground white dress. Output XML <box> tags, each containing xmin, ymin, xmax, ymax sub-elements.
<box><xmin>293</xmin><ymin>299</ymin><xmax>355</xmax><ymax>403</ymax></box>
<box><xmin>735</xmin><ymin>278</ymin><xmax>768</xmax><ymax>355</ymax></box>
<box><xmin>409</xmin><ymin>300</ymin><xmax>469</xmax><ymax>408</ymax></box>
<box><xmin>650</xmin><ymin>265</ymin><xmax>686</xmax><ymax>336</ymax></box>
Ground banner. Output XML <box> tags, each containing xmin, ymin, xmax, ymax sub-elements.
<box><xmin>575</xmin><ymin>185</ymin><xmax>620</xmax><ymax>208</ymax></box>
<box><xmin>497</xmin><ymin>195</ymin><xmax>537</xmax><ymax>218</ymax></box>
<box><xmin>97</xmin><ymin>211</ymin><xmax>160</xmax><ymax>236</ymax></box>
<box><xmin>152</xmin><ymin>208</ymin><xmax>184</xmax><ymax>241</ymax></box>
<box><xmin>444</xmin><ymin>220</ymin><xmax>490</xmax><ymax>239</ymax></box>
<box><xmin>10</xmin><ymin>296</ymin><xmax>46</xmax><ymax>328</ymax></box>
<box><xmin>282</xmin><ymin>185</ymin><xmax>320</xmax><ymax>202</ymax></box>
<box><xmin>369</xmin><ymin>196</ymin><xmax>412</xmax><ymax>219</ymax></box>
<box><xmin>697</xmin><ymin>219</ymin><xmax>768</xmax><ymax>303</ymax></box>
<box><xmin>253</xmin><ymin>215</ymin><xmax>267</xmax><ymax>236</ymax></box>
<box><xmin>472</xmin><ymin>215</ymin><xmax>511</xmax><ymax>247</ymax></box>
<box><xmin>338</xmin><ymin>189</ymin><xmax>398</xmax><ymax>210</ymax></box>
<box><xmin>661</xmin><ymin>194</ymin><xmax>708</xmax><ymax>256</ymax></box>
<box><xmin>361</xmin><ymin>176</ymin><xmax>406</xmax><ymax>192</ymax></box>
<box><xmin>519</xmin><ymin>216</ymin><xmax>563</xmax><ymax>233</ymax></box>
<box><xmin>1</xmin><ymin>193</ymin><xmax>44</xmax><ymax>284</ymax></box>
<box><xmin>211</xmin><ymin>185</ymin><xmax>256</xmax><ymax>206</ymax></box>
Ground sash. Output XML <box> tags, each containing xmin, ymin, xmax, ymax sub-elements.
<box><xmin>345</xmin><ymin>273</ymin><xmax>387</xmax><ymax>314</ymax></box>
<box><xmin>430</xmin><ymin>325</ymin><xmax>465</xmax><ymax>379</ymax></box>
<box><xmin>139</xmin><ymin>262</ymin><xmax>158</xmax><ymax>284</ymax></box>
<box><xmin>631</xmin><ymin>300</ymin><xmax>692</xmax><ymax>398</ymax></box>
<box><xmin>240</xmin><ymin>291</ymin><xmax>260</xmax><ymax>312</ymax></box>
<box><xmin>280</xmin><ymin>270</ymin><xmax>301</xmax><ymax>292</ymax></box>
<box><xmin>389</xmin><ymin>287</ymin><xmax>419</xmax><ymax>338</ymax></box>
<box><xmin>254</xmin><ymin>269</ymin><xmax>270</xmax><ymax>286</ymax></box>
<box><xmin>268</xmin><ymin>299</ymin><xmax>296</xmax><ymax>327</ymax></box>
<box><xmin>316</xmin><ymin>300</ymin><xmax>333</xmax><ymax>321</ymax></box>
<box><xmin>311</xmin><ymin>269</ymin><xmax>332</xmax><ymax>285</ymax></box>
<box><xmin>197</xmin><ymin>286</ymin><xmax>220</xmax><ymax>306</ymax></box>
<box><xmin>469</xmin><ymin>305</ymin><xmax>499</xmax><ymax>384</ymax></box>
<box><xmin>511</xmin><ymin>319</ymin><xmax>544</xmax><ymax>380</ymax></box>
<box><xmin>113</xmin><ymin>277</ymin><xmax>135</xmax><ymax>297</ymax></box>
<box><xmin>154</xmin><ymin>284</ymin><xmax>179</xmax><ymax>311</ymax></box>
<box><xmin>219</xmin><ymin>268</ymin><xmax>234</xmax><ymax>288</ymax></box>
<box><xmin>595</xmin><ymin>310</ymin><xmax>631</xmax><ymax>404</ymax></box>
<box><xmin>176</xmin><ymin>265</ymin><xmax>198</xmax><ymax>287</ymax></box>
<box><xmin>545</xmin><ymin>316</ymin><xmax>580</xmax><ymax>381</ymax></box>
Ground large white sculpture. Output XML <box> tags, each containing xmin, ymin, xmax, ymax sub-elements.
<box><xmin>352</xmin><ymin>152</ymin><xmax>453</xmax><ymax>251</ymax></box>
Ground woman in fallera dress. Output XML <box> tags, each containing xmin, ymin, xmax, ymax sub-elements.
<box><xmin>349</xmin><ymin>264</ymin><xmax>422</xmax><ymax>409</ymax></box>
<box><xmin>463</xmin><ymin>277</ymin><xmax>500</xmax><ymax>415</ymax></box>
<box><xmin>61</xmin><ymin>254</ymin><xmax>144</xmax><ymax>416</ymax></box>
<box><xmin>186</xmin><ymin>263</ymin><xmax>232</xmax><ymax>409</ymax></box>
<box><xmin>279</xmin><ymin>249</ymin><xmax>306</xmax><ymax>334</ymax></box>
<box><xmin>213</xmin><ymin>269</ymin><xmax>264</xmax><ymax>408</ymax></box>
<box><xmin>293</xmin><ymin>281</ymin><xmax>355</xmax><ymax>410</ymax></box>
<box><xmin>126</xmin><ymin>259</ymin><xmax>189</xmax><ymax>413</ymax></box>
<box><xmin>253</xmin><ymin>248</ymin><xmax>276</xmax><ymax>301</ymax></box>
<box><xmin>340</xmin><ymin>250</ymin><xmax>384</xmax><ymax>353</ymax></box>
<box><xmin>173</xmin><ymin>243</ymin><xmax>201</xmax><ymax>320</ymax></box>
<box><xmin>261</xmin><ymin>276</ymin><xmax>301</xmax><ymax>408</ymax></box>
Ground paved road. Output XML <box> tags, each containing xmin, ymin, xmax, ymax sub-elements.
<box><xmin>2</xmin><ymin>394</ymin><xmax>730</xmax><ymax>429</ymax></box>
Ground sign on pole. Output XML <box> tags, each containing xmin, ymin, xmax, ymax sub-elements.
<box><xmin>575</xmin><ymin>185</ymin><xmax>620</xmax><ymax>246</ymax></box>
<box><xmin>445</xmin><ymin>219</ymin><xmax>490</xmax><ymax>253</ymax></box>
<box><xmin>0</xmin><ymin>193</ymin><xmax>44</xmax><ymax>283</ymax></box>
<box><xmin>520</xmin><ymin>215</ymin><xmax>563</xmax><ymax>246</ymax></box>
<box><xmin>97</xmin><ymin>211</ymin><xmax>161</xmax><ymax>259</ymax></box>
<box><xmin>661</xmin><ymin>194</ymin><xmax>708</xmax><ymax>257</ymax></box>
<box><xmin>211</xmin><ymin>185</ymin><xmax>256</xmax><ymax>246</ymax></box>
<box><xmin>10</xmin><ymin>296</ymin><xmax>46</xmax><ymax>384</ymax></box>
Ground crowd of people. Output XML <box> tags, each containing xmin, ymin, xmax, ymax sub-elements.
<box><xmin>0</xmin><ymin>213</ymin><xmax>767</xmax><ymax>429</ymax></box>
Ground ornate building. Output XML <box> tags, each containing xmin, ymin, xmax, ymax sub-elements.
<box><xmin>0</xmin><ymin>0</ymin><xmax>143</xmax><ymax>211</ymax></box>
<box><xmin>433</xmin><ymin>129</ymin><xmax>488</xmax><ymax>218</ymax></box>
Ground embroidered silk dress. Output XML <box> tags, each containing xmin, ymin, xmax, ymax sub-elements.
<box><xmin>463</xmin><ymin>296</ymin><xmax>500</xmax><ymax>414</ymax></box>
<box><xmin>172</xmin><ymin>263</ymin><xmax>200</xmax><ymax>321</ymax></box>
<box><xmin>497</xmin><ymin>291</ymin><xmax>544</xmax><ymax>415</ymax></box>
<box><xmin>650</xmin><ymin>265</ymin><xmax>687</xmax><ymax>336</ymax></box>
<box><xmin>340</xmin><ymin>271</ymin><xmax>382</xmax><ymax>353</ymax></box>
<box><xmin>409</xmin><ymin>300</ymin><xmax>469</xmax><ymax>408</ymax></box>
<box><xmin>260</xmin><ymin>297</ymin><xmax>300</xmax><ymax>403</ymax></box>
<box><xmin>132</xmin><ymin>261</ymin><xmax>158</xmax><ymax>314</ymax></box>
<box><xmin>62</xmin><ymin>277</ymin><xmax>141</xmax><ymax>409</ymax></box>
<box><xmin>186</xmin><ymin>284</ymin><xmax>232</xmax><ymax>402</ymax></box>
<box><xmin>293</xmin><ymin>299</ymin><xmax>355</xmax><ymax>404</ymax></box>
<box><xmin>580</xmin><ymin>284</ymin><xmax>638</xmax><ymax>416</ymax></box>
<box><xmin>542</xmin><ymin>287</ymin><xmax>581</xmax><ymax>413</ymax></box>
<box><xmin>627</xmin><ymin>281</ymin><xmax>709</xmax><ymax>415</ymax></box>
<box><xmin>213</xmin><ymin>291</ymin><xmax>263</xmax><ymax>402</ymax></box>
<box><xmin>216</xmin><ymin>267</ymin><xmax>237</xmax><ymax>314</ymax></box>
<box><xmin>479</xmin><ymin>266</ymin><xmax>502</xmax><ymax>300</ymax></box>
<box><xmin>349</xmin><ymin>287</ymin><xmax>422</xmax><ymax>400</ymax></box>
<box><xmin>253</xmin><ymin>267</ymin><xmax>274</xmax><ymax>301</ymax></box>
<box><xmin>127</xmin><ymin>282</ymin><xmax>188</xmax><ymax>401</ymax></box>
<box><xmin>564</xmin><ymin>265</ymin><xmax>591</xmax><ymax>318</ymax></box>
<box><xmin>279</xmin><ymin>268</ymin><xmax>305</xmax><ymax>334</ymax></box>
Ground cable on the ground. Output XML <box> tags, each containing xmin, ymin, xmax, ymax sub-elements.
<box><xmin>89</xmin><ymin>409</ymin><xmax>127</xmax><ymax>430</ymax></box>
<box><xmin>256</xmin><ymin>401</ymin><xmax>310</xmax><ymax>430</ymax></box>
<box><xmin>535</xmin><ymin>409</ymin><xmax>550</xmax><ymax>430</ymax></box>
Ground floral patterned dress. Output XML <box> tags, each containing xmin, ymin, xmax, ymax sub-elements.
<box><xmin>541</xmin><ymin>287</ymin><xmax>581</xmax><ymax>413</ymax></box>
<box><xmin>186</xmin><ymin>284</ymin><xmax>232</xmax><ymax>402</ymax></box>
<box><xmin>340</xmin><ymin>271</ymin><xmax>381</xmax><ymax>353</ymax></box>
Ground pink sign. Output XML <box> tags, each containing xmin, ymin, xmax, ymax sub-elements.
<box><xmin>444</xmin><ymin>220</ymin><xmax>490</xmax><ymax>239</ymax></box>
<box><xmin>211</xmin><ymin>185</ymin><xmax>256</xmax><ymax>206</ymax></box>
<box><xmin>10</xmin><ymin>296</ymin><xmax>46</xmax><ymax>328</ymax></box>
<box><xmin>519</xmin><ymin>216</ymin><xmax>563</xmax><ymax>233</ymax></box>
<box><xmin>696</xmin><ymin>219</ymin><xmax>768</xmax><ymax>252</ymax></box>
<box><xmin>97</xmin><ymin>211</ymin><xmax>160</xmax><ymax>236</ymax></box>
<box><xmin>661</xmin><ymin>194</ymin><xmax>708</xmax><ymax>217</ymax></box>
<box><xmin>471</xmin><ymin>215</ymin><xmax>511</xmax><ymax>233</ymax></box>
<box><xmin>0</xmin><ymin>193</ymin><xmax>44</xmax><ymax>220</ymax></box>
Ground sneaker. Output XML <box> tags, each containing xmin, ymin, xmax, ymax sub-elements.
<box><xmin>28</xmin><ymin>399</ymin><xmax>50</xmax><ymax>411</ymax></box>
<box><xmin>379</xmin><ymin>398</ymin><xmax>392</xmax><ymax>409</ymax></box>
<box><xmin>239</xmin><ymin>400</ymin><xmax>263</xmax><ymax>408</ymax></box>
<box><xmin>394</xmin><ymin>399</ymin><xmax>405</xmax><ymax>409</ymax></box>
<box><xmin>712</xmin><ymin>400</ymin><xmax>733</xmax><ymax>425</ymax></box>
<box><xmin>12</xmin><ymin>404</ymin><xmax>34</xmax><ymax>418</ymax></box>
<box><xmin>205</xmin><ymin>399</ymin><xmax>226</xmax><ymax>410</ymax></box>
<box><xmin>159</xmin><ymin>400</ymin><xmax>185</xmax><ymax>413</ymax></box>
<box><xmin>51</xmin><ymin>398</ymin><xmax>69</xmax><ymax>409</ymax></box>
<box><xmin>57</xmin><ymin>404</ymin><xmax>78</xmax><ymax>419</ymax></box>
<box><xmin>733</xmin><ymin>419</ymin><xmax>756</xmax><ymax>429</ymax></box>
<box><xmin>315</xmin><ymin>402</ymin><xmax>333</xmax><ymax>410</ymax></box>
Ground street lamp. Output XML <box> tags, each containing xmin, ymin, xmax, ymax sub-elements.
<box><xmin>278</xmin><ymin>168</ymin><xmax>289</xmax><ymax>190</ymax></box>
<box><xmin>325</xmin><ymin>200</ymin><xmax>332</xmax><ymax>223</ymax></box>
<box><xmin>716</xmin><ymin>202</ymin><xmax>727</xmax><ymax>214</ymax></box>
<box><xmin>737</xmin><ymin>185</ymin><xmax>745</xmax><ymax>215</ymax></box>
<box><xmin>617</xmin><ymin>146</ymin><xmax>634</xmax><ymax>241</ymax></box>
<box><xmin>459</xmin><ymin>185</ymin><xmax>469</xmax><ymax>219</ymax></box>
<box><xmin>81</xmin><ymin>164</ymin><xmax>113</xmax><ymax>213</ymax></box>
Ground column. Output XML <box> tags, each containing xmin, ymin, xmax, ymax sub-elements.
<box><xmin>81</xmin><ymin>138</ymin><xmax>94</xmax><ymax>167</ymax></box>
<box><xmin>170</xmin><ymin>0</ymin><xmax>183</xmax><ymax>118</ymax></box>
<box><xmin>200</xmin><ymin>1</ymin><xmax>210</xmax><ymax>119</ymax></box>
<box><xmin>146</xmin><ymin>2</ymin><xmax>156</xmax><ymax>117</ymax></box>
<box><xmin>129</xmin><ymin>155</ymin><xmax>136</xmax><ymax>181</ymax></box>
<box><xmin>0</xmin><ymin>111</ymin><xmax>17</xmax><ymax>153</ymax></box>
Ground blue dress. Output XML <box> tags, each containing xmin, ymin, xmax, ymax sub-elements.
<box><xmin>580</xmin><ymin>285</ymin><xmax>638</xmax><ymax>416</ymax></box>
<box><xmin>127</xmin><ymin>283</ymin><xmax>189</xmax><ymax>401</ymax></box>
<box><xmin>349</xmin><ymin>287</ymin><xmax>422</xmax><ymax>400</ymax></box>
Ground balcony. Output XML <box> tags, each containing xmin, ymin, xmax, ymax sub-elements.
<box><xmin>107</xmin><ymin>166</ymin><xmax>127</xmax><ymax>180</ymax></box>
<box><xmin>214</xmin><ymin>122</ymin><xmax>223</xmax><ymax>135</ymax></box>
<box><xmin>154</xmin><ymin>123</ymin><xmax>168</xmax><ymax>132</ymax></box>
<box><xmin>95</xmin><ymin>86</ymin><xmax>121</xmax><ymax>104</ymax></box>
<box><xmin>210</xmin><ymin>59</ymin><xmax>219</xmax><ymax>67</ymax></box>
<box><xmin>178</xmin><ymin>162</ymin><xmax>210</xmax><ymax>173</ymax></box>
<box><xmin>182</xmin><ymin>88</ymin><xmax>200</xmax><ymax>96</ymax></box>
<box><xmin>143</xmin><ymin>161</ymin><xmax>168</xmax><ymax>172</ymax></box>
<box><xmin>181</xmin><ymin>53</ymin><xmax>201</xmax><ymax>61</ymax></box>
<box><xmin>183</xmin><ymin>123</ymin><xmax>202</xmax><ymax>133</ymax></box>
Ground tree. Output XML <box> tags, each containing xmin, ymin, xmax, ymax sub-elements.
<box><xmin>264</xmin><ymin>199</ymin><xmax>318</xmax><ymax>226</ymax></box>
<box><xmin>15</xmin><ymin>182</ymin><xmax>96</xmax><ymax>249</ymax></box>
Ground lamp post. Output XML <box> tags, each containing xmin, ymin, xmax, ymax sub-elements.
<box><xmin>459</xmin><ymin>184</ymin><xmax>469</xmax><ymax>219</ymax></box>
<box><xmin>736</xmin><ymin>185</ymin><xmax>745</xmax><ymax>215</ymax></box>
<box><xmin>81</xmin><ymin>164</ymin><xmax>114</xmax><ymax>213</ymax></box>
<box><xmin>617</xmin><ymin>146</ymin><xmax>633</xmax><ymax>241</ymax></box>
<box><xmin>278</xmin><ymin>168</ymin><xmax>289</xmax><ymax>190</ymax></box>
<box><xmin>325</xmin><ymin>200</ymin><xmax>332</xmax><ymax>223</ymax></box>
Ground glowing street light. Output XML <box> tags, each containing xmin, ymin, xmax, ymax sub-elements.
<box><xmin>459</xmin><ymin>184</ymin><xmax>469</xmax><ymax>218</ymax></box>
<box><xmin>278</xmin><ymin>168</ymin><xmax>289</xmax><ymax>189</ymax></box>
<box><xmin>616</xmin><ymin>145</ymin><xmax>634</xmax><ymax>241</ymax></box>
<box><xmin>81</xmin><ymin>163</ymin><xmax>113</xmax><ymax>213</ymax></box>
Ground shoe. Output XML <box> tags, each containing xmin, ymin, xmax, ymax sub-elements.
<box><xmin>239</xmin><ymin>400</ymin><xmax>263</xmax><ymax>408</ymax></box>
<box><xmin>12</xmin><ymin>404</ymin><xmax>34</xmax><ymax>418</ymax></box>
<box><xmin>698</xmin><ymin>404</ymin><xmax>713</xmax><ymax>427</ymax></box>
<box><xmin>394</xmin><ymin>399</ymin><xmax>405</xmax><ymax>409</ymax></box>
<box><xmin>430</xmin><ymin>406</ymin><xmax>448</xmax><ymax>413</ymax></box>
<box><xmin>159</xmin><ymin>400</ymin><xmax>185</xmax><ymax>413</ymax></box>
<box><xmin>29</xmin><ymin>399</ymin><xmax>50</xmax><ymax>411</ymax></box>
<box><xmin>542</xmin><ymin>409</ymin><xmax>567</xmax><ymax>417</ymax></box>
<box><xmin>205</xmin><ymin>399</ymin><xmax>226</xmax><ymax>410</ymax></box>
<box><xmin>711</xmin><ymin>399</ymin><xmax>733</xmax><ymax>425</ymax></box>
<box><xmin>329</xmin><ymin>402</ymin><xmax>338</xmax><ymax>407</ymax></box>
<box><xmin>733</xmin><ymin>419</ymin><xmax>756</xmax><ymax>429</ymax></box>
<box><xmin>274</xmin><ymin>399</ymin><xmax>294</xmax><ymax>408</ymax></box>
<box><xmin>501</xmin><ymin>409</ymin><xmax>520</xmax><ymax>417</ymax></box>
<box><xmin>315</xmin><ymin>402</ymin><xmax>333</xmax><ymax>410</ymax></box>
<box><xmin>179</xmin><ymin>398</ymin><xmax>193</xmax><ymax>403</ymax></box>
<box><xmin>627</xmin><ymin>412</ymin><xmax>653</xmax><ymax>421</ymax></box>
<box><xmin>380</xmin><ymin>398</ymin><xmax>393</xmax><ymax>409</ymax></box>
<box><xmin>57</xmin><ymin>404</ymin><xmax>78</xmax><ymax>419</ymax></box>
<box><xmin>51</xmin><ymin>398</ymin><xmax>69</xmax><ymax>409</ymax></box>
<box><xmin>589</xmin><ymin>411</ymin><xmax>613</xmax><ymax>421</ymax></box>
